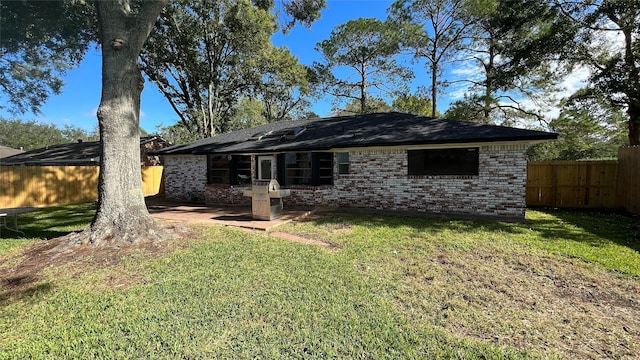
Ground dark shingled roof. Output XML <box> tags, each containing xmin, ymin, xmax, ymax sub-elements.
<box><xmin>155</xmin><ymin>112</ymin><xmax>557</xmax><ymax>155</ymax></box>
<box><xmin>0</xmin><ymin>136</ymin><xmax>169</xmax><ymax>165</ymax></box>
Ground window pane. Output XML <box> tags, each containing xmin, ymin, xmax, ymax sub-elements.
<box><xmin>208</xmin><ymin>155</ymin><xmax>230</xmax><ymax>184</ymax></box>
<box><xmin>234</xmin><ymin>155</ymin><xmax>251</xmax><ymax>185</ymax></box>
<box><xmin>337</xmin><ymin>152</ymin><xmax>349</xmax><ymax>174</ymax></box>
<box><xmin>259</xmin><ymin>157</ymin><xmax>272</xmax><ymax>180</ymax></box>
<box><xmin>280</xmin><ymin>152</ymin><xmax>334</xmax><ymax>186</ymax></box>
<box><xmin>317</xmin><ymin>152</ymin><xmax>333</xmax><ymax>185</ymax></box>
<box><xmin>408</xmin><ymin>148</ymin><xmax>479</xmax><ymax>176</ymax></box>
<box><xmin>285</xmin><ymin>153</ymin><xmax>312</xmax><ymax>185</ymax></box>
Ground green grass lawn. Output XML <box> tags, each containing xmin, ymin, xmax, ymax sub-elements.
<box><xmin>1</xmin><ymin>205</ymin><xmax>639</xmax><ymax>359</ymax></box>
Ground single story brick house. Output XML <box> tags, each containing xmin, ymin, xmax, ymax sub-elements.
<box><xmin>154</xmin><ymin>112</ymin><xmax>556</xmax><ymax>220</ymax></box>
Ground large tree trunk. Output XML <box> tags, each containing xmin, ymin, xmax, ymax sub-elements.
<box><xmin>74</xmin><ymin>0</ymin><xmax>169</xmax><ymax>246</ymax></box>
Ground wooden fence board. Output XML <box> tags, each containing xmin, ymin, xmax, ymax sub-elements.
<box><xmin>526</xmin><ymin>160</ymin><xmax>618</xmax><ymax>209</ymax></box>
<box><xmin>526</xmin><ymin>162</ymin><xmax>555</xmax><ymax>206</ymax></box>
<box><xmin>0</xmin><ymin>165</ymin><xmax>163</xmax><ymax>209</ymax></box>
<box><xmin>617</xmin><ymin>147</ymin><xmax>640</xmax><ymax>215</ymax></box>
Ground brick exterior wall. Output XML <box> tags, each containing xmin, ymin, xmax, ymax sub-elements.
<box><xmin>205</xmin><ymin>184</ymin><xmax>251</xmax><ymax>206</ymax></box>
<box><xmin>164</xmin><ymin>144</ymin><xmax>528</xmax><ymax>219</ymax></box>
<box><xmin>327</xmin><ymin>145</ymin><xmax>528</xmax><ymax>218</ymax></box>
<box><xmin>163</xmin><ymin>155</ymin><xmax>207</xmax><ymax>202</ymax></box>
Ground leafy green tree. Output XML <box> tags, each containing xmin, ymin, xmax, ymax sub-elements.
<box><xmin>0</xmin><ymin>118</ymin><xmax>64</xmax><ymax>150</ymax></box>
<box><xmin>313</xmin><ymin>18</ymin><xmax>412</xmax><ymax>114</ymax></box>
<box><xmin>140</xmin><ymin>0</ymin><xmax>313</xmax><ymax>139</ymax></box>
<box><xmin>0</xmin><ymin>1</ymin><xmax>95</xmax><ymax>115</ymax></box>
<box><xmin>0</xmin><ymin>118</ymin><xmax>96</xmax><ymax>151</ymax></box>
<box><xmin>156</xmin><ymin>122</ymin><xmax>203</xmax><ymax>145</ymax></box>
<box><xmin>444</xmin><ymin>95</ymin><xmax>489</xmax><ymax>122</ymax></box>
<box><xmin>257</xmin><ymin>47</ymin><xmax>313</xmax><ymax>123</ymax></box>
<box><xmin>335</xmin><ymin>97</ymin><xmax>393</xmax><ymax>116</ymax></box>
<box><xmin>450</xmin><ymin>0</ymin><xmax>576</xmax><ymax>126</ymax></box>
<box><xmin>554</xmin><ymin>0</ymin><xmax>640</xmax><ymax>145</ymax></box>
<box><xmin>60</xmin><ymin>124</ymin><xmax>100</xmax><ymax>143</ymax></box>
<box><xmin>528</xmin><ymin>92</ymin><xmax>628</xmax><ymax>160</ymax></box>
<box><xmin>388</xmin><ymin>0</ymin><xmax>472</xmax><ymax>117</ymax></box>
<box><xmin>231</xmin><ymin>97</ymin><xmax>269</xmax><ymax>129</ymax></box>
<box><xmin>392</xmin><ymin>91</ymin><xmax>436</xmax><ymax>116</ymax></box>
<box><xmin>5</xmin><ymin>0</ymin><xmax>324</xmax><ymax>247</ymax></box>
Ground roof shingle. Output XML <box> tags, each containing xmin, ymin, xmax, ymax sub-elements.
<box><xmin>155</xmin><ymin>112</ymin><xmax>557</xmax><ymax>155</ymax></box>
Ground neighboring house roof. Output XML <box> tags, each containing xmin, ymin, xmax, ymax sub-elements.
<box><xmin>0</xmin><ymin>145</ymin><xmax>24</xmax><ymax>158</ymax></box>
<box><xmin>0</xmin><ymin>136</ymin><xmax>170</xmax><ymax>166</ymax></box>
<box><xmin>155</xmin><ymin>112</ymin><xmax>557</xmax><ymax>155</ymax></box>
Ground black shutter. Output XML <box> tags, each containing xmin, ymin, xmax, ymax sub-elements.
<box><xmin>277</xmin><ymin>153</ymin><xmax>286</xmax><ymax>185</ymax></box>
<box><xmin>311</xmin><ymin>153</ymin><xmax>320</xmax><ymax>186</ymax></box>
<box><xmin>229</xmin><ymin>156</ymin><xmax>238</xmax><ymax>185</ymax></box>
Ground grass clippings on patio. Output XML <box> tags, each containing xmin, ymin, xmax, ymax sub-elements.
<box><xmin>0</xmin><ymin>205</ymin><xmax>639</xmax><ymax>359</ymax></box>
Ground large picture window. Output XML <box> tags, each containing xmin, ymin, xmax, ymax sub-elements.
<box><xmin>279</xmin><ymin>152</ymin><xmax>333</xmax><ymax>186</ymax></box>
<box><xmin>408</xmin><ymin>148</ymin><xmax>479</xmax><ymax>176</ymax></box>
<box><xmin>207</xmin><ymin>155</ymin><xmax>251</xmax><ymax>185</ymax></box>
<box><xmin>284</xmin><ymin>152</ymin><xmax>312</xmax><ymax>185</ymax></box>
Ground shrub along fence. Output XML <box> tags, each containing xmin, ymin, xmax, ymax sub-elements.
<box><xmin>526</xmin><ymin>146</ymin><xmax>640</xmax><ymax>215</ymax></box>
<box><xmin>0</xmin><ymin>165</ymin><xmax>164</xmax><ymax>209</ymax></box>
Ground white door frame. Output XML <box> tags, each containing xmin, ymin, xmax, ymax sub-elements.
<box><xmin>257</xmin><ymin>155</ymin><xmax>273</xmax><ymax>180</ymax></box>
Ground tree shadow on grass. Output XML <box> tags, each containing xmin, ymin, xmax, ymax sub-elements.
<box><xmin>523</xmin><ymin>209</ymin><xmax>640</xmax><ymax>253</ymax></box>
<box><xmin>0</xmin><ymin>203</ymin><xmax>95</xmax><ymax>241</ymax></box>
<box><xmin>0</xmin><ymin>278</ymin><xmax>54</xmax><ymax>307</ymax></box>
<box><xmin>0</xmin><ymin>204</ymin><xmax>95</xmax><ymax>305</ymax></box>
<box><xmin>299</xmin><ymin>208</ymin><xmax>640</xmax><ymax>254</ymax></box>
<box><xmin>0</xmin><ymin>236</ymin><xmax>65</xmax><ymax>307</ymax></box>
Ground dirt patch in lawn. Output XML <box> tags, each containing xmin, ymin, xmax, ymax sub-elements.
<box><xmin>395</xmin><ymin>246</ymin><xmax>640</xmax><ymax>359</ymax></box>
<box><xmin>0</xmin><ymin>223</ymin><xmax>196</xmax><ymax>302</ymax></box>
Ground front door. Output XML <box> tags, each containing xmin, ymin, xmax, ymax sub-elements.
<box><xmin>258</xmin><ymin>156</ymin><xmax>273</xmax><ymax>180</ymax></box>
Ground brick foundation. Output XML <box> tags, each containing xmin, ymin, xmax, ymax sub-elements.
<box><xmin>204</xmin><ymin>184</ymin><xmax>251</xmax><ymax>206</ymax></box>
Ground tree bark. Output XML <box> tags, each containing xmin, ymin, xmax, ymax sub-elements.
<box><xmin>74</xmin><ymin>0</ymin><xmax>169</xmax><ymax>246</ymax></box>
<box><xmin>622</xmin><ymin>27</ymin><xmax>640</xmax><ymax>145</ymax></box>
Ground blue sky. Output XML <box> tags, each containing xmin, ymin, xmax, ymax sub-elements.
<box><xmin>3</xmin><ymin>0</ymin><xmax>425</xmax><ymax>133</ymax></box>
<box><xmin>2</xmin><ymin>0</ymin><xmax>586</xmax><ymax>133</ymax></box>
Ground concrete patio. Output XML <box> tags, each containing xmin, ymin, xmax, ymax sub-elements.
<box><xmin>146</xmin><ymin>199</ymin><xmax>313</xmax><ymax>231</ymax></box>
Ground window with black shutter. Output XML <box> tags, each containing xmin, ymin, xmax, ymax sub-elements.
<box><xmin>207</xmin><ymin>155</ymin><xmax>251</xmax><ymax>184</ymax></box>
<box><xmin>278</xmin><ymin>152</ymin><xmax>333</xmax><ymax>186</ymax></box>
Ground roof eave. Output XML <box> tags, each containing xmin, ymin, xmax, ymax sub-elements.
<box><xmin>162</xmin><ymin>135</ymin><xmax>558</xmax><ymax>155</ymax></box>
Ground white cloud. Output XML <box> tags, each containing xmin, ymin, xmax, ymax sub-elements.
<box><xmin>447</xmin><ymin>83</ymin><xmax>471</xmax><ymax>101</ymax></box>
<box><xmin>83</xmin><ymin>107</ymin><xmax>98</xmax><ymax>118</ymax></box>
<box><xmin>557</xmin><ymin>66</ymin><xmax>590</xmax><ymax>98</ymax></box>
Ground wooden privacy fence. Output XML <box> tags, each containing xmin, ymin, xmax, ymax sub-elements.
<box><xmin>617</xmin><ymin>146</ymin><xmax>640</xmax><ymax>215</ymax></box>
<box><xmin>0</xmin><ymin>165</ymin><xmax>164</xmax><ymax>209</ymax></box>
<box><xmin>527</xmin><ymin>160</ymin><xmax>618</xmax><ymax>208</ymax></box>
<box><xmin>526</xmin><ymin>146</ymin><xmax>640</xmax><ymax>214</ymax></box>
